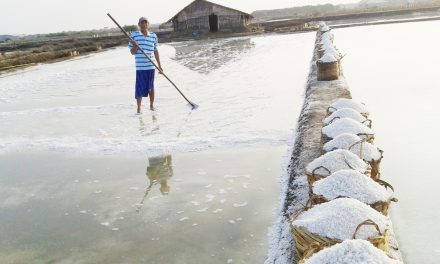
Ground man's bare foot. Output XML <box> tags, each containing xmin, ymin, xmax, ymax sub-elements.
<box><xmin>150</xmin><ymin>106</ymin><xmax>155</xmax><ymax>111</ymax></box>
<box><xmin>137</xmin><ymin>107</ymin><xmax>141</xmax><ymax>114</ymax></box>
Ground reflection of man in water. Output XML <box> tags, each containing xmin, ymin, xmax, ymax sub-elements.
<box><xmin>136</xmin><ymin>155</ymin><xmax>173</xmax><ymax>212</ymax></box>
<box><xmin>147</xmin><ymin>155</ymin><xmax>173</xmax><ymax>195</ymax></box>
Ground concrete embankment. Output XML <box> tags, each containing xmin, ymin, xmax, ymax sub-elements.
<box><xmin>267</xmin><ymin>23</ymin><xmax>403</xmax><ymax>264</ymax></box>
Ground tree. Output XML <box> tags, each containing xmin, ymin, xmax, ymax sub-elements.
<box><xmin>123</xmin><ymin>25</ymin><xmax>138</xmax><ymax>32</ymax></box>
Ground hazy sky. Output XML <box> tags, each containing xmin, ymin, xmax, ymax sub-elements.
<box><xmin>1</xmin><ymin>0</ymin><xmax>360</xmax><ymax>35</ymax></box>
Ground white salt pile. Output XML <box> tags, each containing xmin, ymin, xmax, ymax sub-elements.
<box><xmin>320</xmin><ymin>31</ymin><xmax>334</xmax><ymax>41</ymax></box>
<box><xmin>305</xmin><ymin>149</ymin><xmax>369</xmax><ymax>176</ymax></box>
<box><xmin>319</xmin><ymin>45</ymin><xmax>342</xmax><ymax>60</ymax></box>
<box><xmin>322</xmin><ymin>118</ymin><xmax>374</xmax><ymax>140</ymax></box>
<box><xmin>328</xmin><ymin>98</ymin><xmax>369</xmax><ymax>117</ymax></box>
<box><xmin>323</xmin><ymin>133</ymin><xmax>382</xmax><ymax>162</ymax></box>
<box><xmin>318</xmin><ymin>53</ymin><xmax>338</xmax><ymax>63</ymax></box>
<box><xmin>321</xmin><ymin>25</ymin><xmax>331</xmax><ymax>32</ymax></box>
<box><xmin>292</xmin><ymin>198</ymin><xmax>390</xmax><ymax>241</ymax></box>
<box><xmin>324</xmin><ymin>108</ymin><xmax>369</xmax><ymax>126</ymax></box>
<box><xmin>303</xmin><ymin>239</ymin><xmax>402</xmax><ymax>264</ymax></box>
<box><xmin>319</xmin><ymin>37</ymin><xmax>333</xmax><ymax>47</ymax></box>
<box><xmin>312</xmin><ymin>169</ymin><xmax>392</xmax><ymax>204</ymax></box>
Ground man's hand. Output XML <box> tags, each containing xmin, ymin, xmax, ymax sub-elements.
<box><xmin>130</xmin><ymin>40</ymin><xmax>139</xmax><ymax>55</ymax></box>
<box><xmin>158</xmin><ymin>66</ymin><xmax>164</xmax><ymax>74</ymax></box>
<box><xmin>130</xmin><ymin>40</ymin><xmax>139</xmax><ymax>48</ymax></box>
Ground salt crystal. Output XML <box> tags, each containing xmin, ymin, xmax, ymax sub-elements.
<box><xmin>328</xmin><ymin>98</ymin><xmax>369</xmax><ymax>116</ymax></box>
<box><xmin>318</xmin><ymin>53</ymin><xmax>337</xmax><ymax>63</ymax></box>
<box><xmin>292</xmin><ymin>198</ymin><xmax>390</xmax><ymax>240</ymax></box>
<box><xmin>233</xmin><ymin>202</ymin><xmax>248</xmax><ymax>208</ymax></box>
<box><xmin>322</xmin><ymin>118</ymin><xmax>374</xmax><ymax>140</ymax></box>
<box><xmin>306</xmin><ymin>149</ymin><xmax>368</xmax><ymax>176</ymax></box>
<box><xmin>323</xmin><ymin>133</ymin><xmax>382</xmax><ymax>162</ymax></box>
<box><xmin>324</xmin><ymin>108</ymin><xmax>368</xmax><ymax>126</ymax></box>
<box><xmin>303</xmin><ymin>239</ymin><xmax>402</xmax><ymax>264</ymax></box>
<box><xmin>313</xmin><ymin>169</ymin><xmax>392</xmax><ymax>204</ymax></box>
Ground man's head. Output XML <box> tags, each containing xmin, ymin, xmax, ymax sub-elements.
<box><xmin>138</xmin><ymin>17</ymin><xmax>149</xmax><ymax>26</ymax></box>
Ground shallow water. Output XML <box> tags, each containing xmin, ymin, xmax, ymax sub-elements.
<box><xmin>0</xmin><ymin>33</ymin><xmax>314</xmax><ymax>156</ymax></box>
<box><xmin>334</xmin><ymin>20</ymin><xmax>440</xmax><ymax>264</ymax></box>
<box><xmin>0</xmin><ymin>148</ymin><xmax>284</xmax><ymax>263</ymax></box>
<box><xmin>0</xmin><ymin>33</ymin><xmax>315</xmax><ymax>263</ymax></box>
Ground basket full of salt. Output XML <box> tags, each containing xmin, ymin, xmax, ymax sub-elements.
<box><xmin>300</xmin><ymin>239</ymin><xmax>402</xmax><ymax>264</ymax></box>
<box><xmin>322</xmin><ymin>118</ymin><xmax>375</xmax><ymax>143</ymax></box>
<box><xmin>311</xmin><ymin>169</ymin><xmax>397</xmax><ymax>215</ymax></box>
<box><xmin>305</xmin><ymin>149</ymin><xmax>370</xmax><ymax>187</ymax></box>
<box><xmin>327</xmin><ymin>98</ymin><xmax>369</xmax><ymax>118</ymax></box>
<box><xmin>323</xmin><ymin>133</ymin><xmax>383</xmax><ymax>179</ymax></box>
<box><xmin>291</xmin><ymin>198</ymin><xmax>390</xmax><ymax>260</ymax></box>
<box><xmin>317</xmin><ymin>53</ymin><xmax>339</xmax><ymax>81</ymax></box>
<box><xmin>324</xmin><ymin>108</ymin><xmax>372</xmax><ymax>127</ymax></box>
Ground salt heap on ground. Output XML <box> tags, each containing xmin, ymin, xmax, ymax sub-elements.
<box><xmin>292</xmin><ymin>198</ymin><xmax>390</xmax><ymax>241</ymax></box>
<box><xmin>312</xmin><ymin>169</ymin><xmax>392</xmax><ymax>205</ymax></box>
<box><xmin>328</xmin><ymin>98</ymin><xmax>369</xmax><ymax>117</ymax></box>
<box><xmin>324</xmin><ymin>108</ymin><xmax>370</xmax><ymax>126</ymax></box>
<box><xmin>305</xmin><ymin>149</ymin><xmax>369</xmax><ymax>176</ymax></box>
<box><xmin>323</xmin><ymin>133</ymin><xmax>382</xmax><ymax>162</ymax></box>
<box><xmin>322</xmin><ymin>118</ymin><xmax>374</xmax><ymax>141</ymax></box>
<box><xmin>303</xmin><ymin>239</ymin><xmax>402</xmax><ymax>264</ymax></box>
<box><xmin>318</xmin><ymin>53</ymin><xmax>338</xmax><ymax>63</ymax></box>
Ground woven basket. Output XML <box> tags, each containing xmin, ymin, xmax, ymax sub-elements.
<box><xmin>372</xmin><ymin>179</ymin><xmax>399</xmax><ymax>215</ymax></box>
<box><xmin>308</xmin><ymin>191</ymin><xmax>397</xmax><ymax>216</ymax></box>
<box><xmin>292</xmin><ymin>215</ymin><xmax>388</xmax><ymax>262</ymax></box>
<box><xmin>326</xmin><ymin>115</ymin><xmax>372</xmax><ymax>128</ymax></box>
<box><xmin>348</xmin><ymin>138</ymin><xmax>383</xmax><ymax>179</ymax></box>
<box><xmin>306</xmin><ymin>166</ymin><xmax>331</xmax><ymax>193</ymax></box>
<box><xmin>317</xmin><ymin>60</ymin><xmax>339</xmax><ymax>81</ymax></box>
<box><xmin>322</xmin><ymin>131</ymin><xmax>375</xmax><ymax>145</ymax></box>
<box><xmin>326</xmin><ymin>105</ymin><xmax>369</xmax><ymax>119</ymax></box>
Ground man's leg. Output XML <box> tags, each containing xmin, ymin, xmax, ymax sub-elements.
<box><xmin>149</xmin><ymin>90</ymin><xmax>155</xmax><ymax>111</ymax></box>
<box><xmin>137</xmin><ymin>98</ymin><xmax>142</xmax><ymax>114</ymax></box>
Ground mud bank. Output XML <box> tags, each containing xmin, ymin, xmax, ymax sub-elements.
<box><xmin>266</xmin><ymin>25</ymin><xmax>403</xmax><ymax>264</ymax></box>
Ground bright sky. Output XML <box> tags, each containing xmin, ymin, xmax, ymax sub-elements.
<box><xmin>0</xmin><ymin>0</ymin><xmax>360</xmax><ymax>35</ymax></box>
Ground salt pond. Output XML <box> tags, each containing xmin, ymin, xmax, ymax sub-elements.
<box><xmin>0</xmin><ymin>32</ymin><xmax>314</xmax><ymax>263</ymax></box>
<box><xmin>2</xmin><ymin>20</ymin><xmax>436</xmax><ymax>263</ymax></box>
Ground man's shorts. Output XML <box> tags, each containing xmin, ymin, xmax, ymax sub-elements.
<box><xmin>135</xmin><ymin>69</ymin><xmax>155</xmax><ymax>99</ymax></box>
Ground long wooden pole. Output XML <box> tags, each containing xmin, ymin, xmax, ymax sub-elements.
<box><xmin>107</xmin><ymin>13</ymin><xmax>198</xmax><ymax>110</ymax></box>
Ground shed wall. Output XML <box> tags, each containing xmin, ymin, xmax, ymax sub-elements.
<box><xmin>172</xmin><ymin>1</ymin><xmax>251</xmax><ymax>32</ymax></box>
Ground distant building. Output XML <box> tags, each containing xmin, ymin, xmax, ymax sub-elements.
<box><xmin>167</xmin><ymin>0</ymin><xmax>253</xmax><ymax>33</ymax></box>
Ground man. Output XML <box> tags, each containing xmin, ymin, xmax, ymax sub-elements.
<box><xmin>128</xmin><ymin>17</ymin><xmax>163</xmax><ymax>113</ymax></box>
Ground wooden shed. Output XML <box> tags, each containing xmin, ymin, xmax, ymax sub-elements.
<box><xmin>168</xmin><ymin>0</ymin><xmax>253</xmax><ymax>33</ymax></box>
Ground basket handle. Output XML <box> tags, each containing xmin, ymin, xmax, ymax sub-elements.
<box><xmin>312</xmin><ymin>166</ymin><xmax>331</xmax><ymax>177</ymax></box>
<box><xmin>362</xmin><ymin>119</ymin><xmax>373</xmax><ymax>128</ymax></box>
<box><xmin>327</xmin><ymin>116</ymin><xmax>341</xmax><ymax>125</ymax></box>
<box><xmin>327</xmin><ymin>106</ymin><xmax>337</xmax><ymax>114</ymax></box>
<box><xmin>357</xmin><ymin>132</ymin><xmax>374</xmax><ymax>139</ymax></box>
<box><xmin>343</xmin><ymin>157</ymin><xmax>356</xmax><ymax>170</ymax></box>
<box><xmin>306</xmin><ymin>195</ymin><xmax>327</xmax><ymax>207</ymax></box>
<box><xmin>352</xmin><ymin>219</ymin><xmax>382</xmax><ymax>239</ymax></box>
<box><xmin>348</xmin><ymin>138</ymin><xmax>368</xmax><ymax>151</ymax></box>
<box><xmin>375</xmin><ymin>178</ymin><xmax>395</xmax><ymax>192</ymax></box>
<box><xmin>291</xmin><ymin>199</ymin><xmax>316</xmax><ymax>222</ymax></box>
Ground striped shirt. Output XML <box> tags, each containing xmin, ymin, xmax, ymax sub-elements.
<box><xmin>128</xmin><ymin>31</ymin><xmax>158</xmax><ymax>70</ymax></box>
